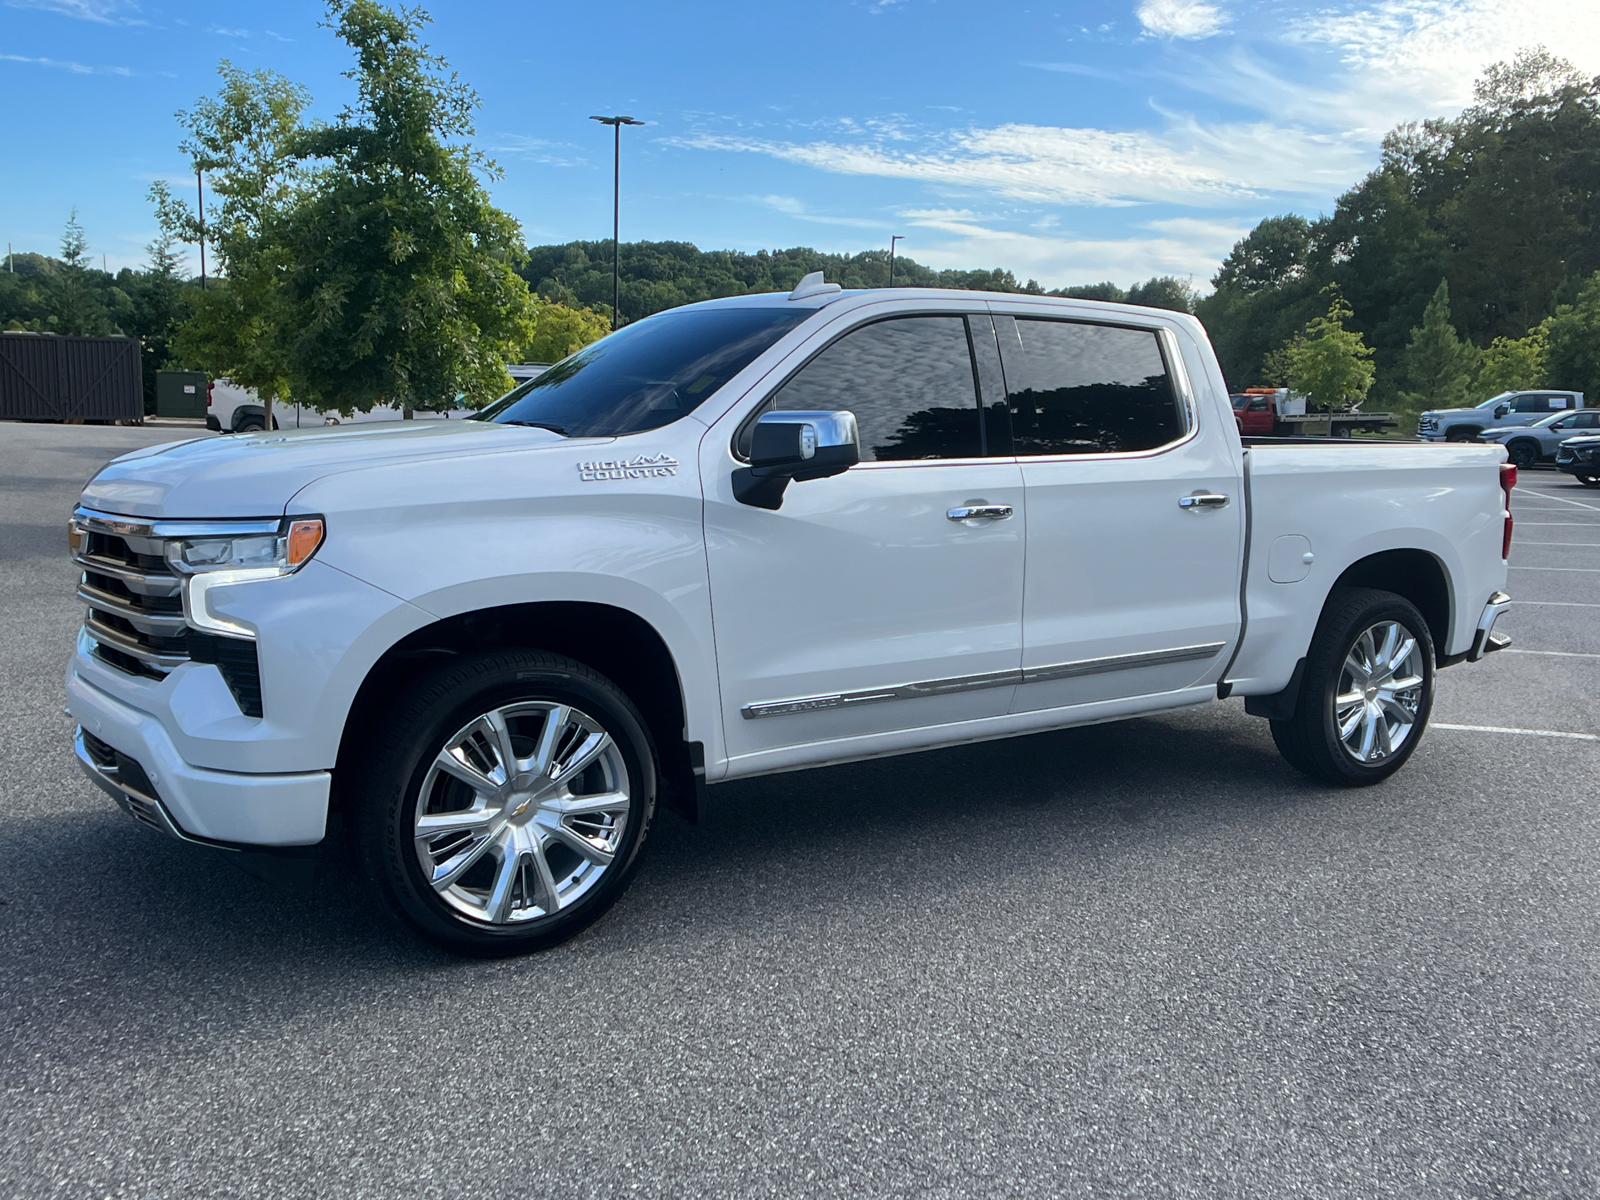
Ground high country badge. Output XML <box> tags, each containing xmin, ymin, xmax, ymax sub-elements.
<box><xmin>577</xmin><ymin>453</ymin><xmax>680</xmax><ymax>482</ymax></box>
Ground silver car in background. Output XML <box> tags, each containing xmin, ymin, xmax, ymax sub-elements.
<box><xmin>1478</xmin><ymin>409</ymin><xmax>1600</xmax><ymax>468</ymax></box>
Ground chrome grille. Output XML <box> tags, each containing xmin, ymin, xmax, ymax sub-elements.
<box><xmin>72</xmin><ymin>516</ymin><xmax>188</xmax><ymax>678</ymax></box>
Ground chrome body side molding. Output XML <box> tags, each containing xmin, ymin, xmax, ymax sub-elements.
<box><xmin>740</xmin><ymin>642</ymin><xmax>1225</xmax><ymax>719</ymax></box>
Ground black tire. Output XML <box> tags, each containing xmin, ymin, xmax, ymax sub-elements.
<box><xmin>349</xmin><ymin>650</ymin><xmax>657</xmax><ymax>956</ymax></box>
<box><xmin>1506</xmin><ymin>439</ymin><xmax>1540</xmax><ymax>469</ymax></box>
<box><xmin>1270</xmin><ymin>587</ymin><xmax>1435</xmax><ymax>786</ymax></box>
<box><xmin>236</xmin><ymin>418</ymin><xmax>265</xmax><ymax>433</ymax></box>
<box><xmin>1444</xmin><ymin>426</ymin><xmax>1480</xmax><ymax>442</ymax></box>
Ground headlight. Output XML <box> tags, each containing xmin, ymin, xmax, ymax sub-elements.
<box><xmin>164</xmin><ymin>518</ymin><xmax>324</xmax><ymax>638</ymax></box>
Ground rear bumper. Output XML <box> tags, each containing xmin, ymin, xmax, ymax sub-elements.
<box><xmin>67</xmin><ymin>668</ymin><xmax>329</xmax><ymax>847</ymax></box>
<box><xmin>1468</xmin><ymin>591</ymin><xmax>1512</xmax><ymax>662</ymax></box>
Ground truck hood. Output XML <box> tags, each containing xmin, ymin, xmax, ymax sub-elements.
<box><xmin>1422</xmin><ymin>406</ymin><xmax>1495</xmax><ymax>419</ymax></box>
<box><xmin>81</xmin><ymin>420</ymin><xmax>571</xmax><ymax>519</ymax></box>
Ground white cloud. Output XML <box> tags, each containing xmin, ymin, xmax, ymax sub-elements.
<box><xmin>1288</xmin><ymin>0</ymin><xmax>1600</xmax><ymax>126</ymax></box>
<box><xmin>0</xmin><ymin>51</ymin><xmax>131</xmax><ymax>74</ymax></box>
<box><xmin>5</xmin><ymin>0</ymin><xmax>140</xmax><ymax>23</ymax></box>
<box><xmin>1137</xmin><ymin>0</ymin><xmax>1227</xmax><ymax>40</ymax></box>
<box><xmin>676</xmin><ymin>115</ymin><xmax>1365</xmax><ymax>210</ymax></box>
<box><xmin>755</xmin><ymin>195</ymin><xmax>889</xmax><ymax>228</ymax></box>
<box><xmin>487</xmin><ymin>135</ymin><xmax>587</xmax><ymax>168</ymax></box>
<box><xmin>892</xmin><ymin>208</ymin><xmax>1238</xmax><ymax>285</ymax></box>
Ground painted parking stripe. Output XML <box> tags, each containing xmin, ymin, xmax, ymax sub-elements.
<box><xmin>1502</xmin><ymin>649</ymin><xmax>1600</xmax><ymax>659</ymax></box>
<box><xmin>1513</xmin><ymin>541</ymin><xmax>1600</xmax><ymax>547</ymax></box>
<box><xmin>1508</xmin><ymin>565</ymin><xmax>1600</xmax><ymax>572</ymax></box>
<box><xmin>1518</xmin><ymin>522</ymin><xmax>1600</xmax><ymax>526</ymax></box>
<box><xmin>1512</xmin><ymin>600</ymin><xmax>1600</xmax><ymax>607</ymax></box>
<box><xmin>1433</xmin><ymin>723</ymin><xmax>1598</xmax><ymax>741</ymax></box>
<box><xmin>1522</xmin><ymin>491</ymin><xmax>1600</xmax><ymax>513</ymax></box>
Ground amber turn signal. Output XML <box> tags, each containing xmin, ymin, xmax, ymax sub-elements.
<box><xmin>286</xmin><ymin>518</ymin><xmax>325</xmax><ymax>566</ymax></box>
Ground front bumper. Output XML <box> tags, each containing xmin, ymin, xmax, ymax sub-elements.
<box><xmin>68</xmin><ymin>668</ymin><xmax>329</xmax><ymax>847</ymax></box>
<box><xmin>1468</xmin><ymin>591</ymin><xmax>1512</xmax><ymax>662</ymax></box>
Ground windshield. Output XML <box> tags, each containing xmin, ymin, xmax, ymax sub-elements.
<box><xmin>478</xmin><ymin>305</ymin><xmax>811</xmax><ymax>437</ymax></box>
<box><xmin>1477</xmin><ymin>392</ymin><xmax>1516</xmax><ymax>409</ymax></box>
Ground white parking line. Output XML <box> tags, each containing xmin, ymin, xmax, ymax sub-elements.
<box><xmin>1513</xmin><ymin>600</ymin><xmax>1600</xmax><ymax>607</ymax></box>
<box><xmin>1508</xmin><ymin>565</ymin><xmax>1600</xmax><ymax>572</ymax></box>
<box><xmin>1503</xmin><ymin>649</ymin><xmax>1600</xmax><ymax>659</ymax></box>
<box><xmin>1518</xmin><ymin>522</ymin><xmax>1600</xmax><ymax>526</ymax></box>
<box><xmin>1513</xmin><ymin>541</ymin><xmax>1600</xmax><ymax>547</ymax></box>
<box><xmin>1433</xmin><ymin>723</ymin><xmax>1598</xmax><ymax>741</ymax></box>
<box><xmin>1521</xmin><ymin>491</ymin><xmax>1600</xmax><ymax>513</ymax></box>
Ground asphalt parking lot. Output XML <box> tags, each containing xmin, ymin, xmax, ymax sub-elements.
<box><xmin>2</xmin><ymin>423</ymin><xmax>1598</xmax><ymax>1200</ymax></box>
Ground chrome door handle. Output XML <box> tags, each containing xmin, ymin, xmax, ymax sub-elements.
<box><xmin>1179</xmin><ymin>493</ymin><xmax>1230</xmax><ymax>510</ymax></box>
<box><xmin>947</xmin><ymin>504</ymin><xmax>1013</xmax><ymax>522</ymax></box>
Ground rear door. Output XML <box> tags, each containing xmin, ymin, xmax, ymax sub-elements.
<box><xmin>990</xmin><ymin>308</ymin><xmax>1244</xmax><ymax>713</ymax></box>
<box><xmin>701</xmin><ymin>304</ymin><xmax>1026</xmax><ymax>771</ymax></box>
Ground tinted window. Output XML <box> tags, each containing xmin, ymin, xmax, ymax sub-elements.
<box><xmin>480</xmin><ymin>305</ymin><xmax>808</xmax><ymax>437</ymax></box>
<box><xmin>755</xmin><ymin>316</ymin><xmax>983</xmax><ymax>461</ymax></box>
<box><xmin>1000</xmin><ymin>318</ymin><xmax>1185</xmax><ymax>455</ymax></box>
<box><xmin>1570</xmin><ymin>412</ymin><xmax>1600</xmax><ymax>429</ymax></box>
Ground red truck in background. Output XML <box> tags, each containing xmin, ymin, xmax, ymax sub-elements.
<box><xmin>1230</xmin><ymin>388</ymin><xmax>1398</xmax><ymax>438</ymax></box>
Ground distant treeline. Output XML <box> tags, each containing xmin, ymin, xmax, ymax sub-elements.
<box><xmin>518</xmin><ymin>240</ymin><xmax>1198</xmax><ymax>322</ymax></box>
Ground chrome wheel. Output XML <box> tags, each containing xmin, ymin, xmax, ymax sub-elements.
<box><xmin>1333</xmin><ymin>620</ymin><xmax>1426</xmax><ymax>764</ymax></box>
<box><xmin>413</xmin><ymin>702</ymin><xmax>631</xmax><ymax>925</ymax></box>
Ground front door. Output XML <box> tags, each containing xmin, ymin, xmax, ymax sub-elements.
<box><xmin>702</xmin><ymin>308</ymin><xmax>1026</xmax><ymax>774</ymax></box>
<box><xmin>989</xmin><ymin>309</ymin><xmax>1244</xmax><ymax>713</ymax></box>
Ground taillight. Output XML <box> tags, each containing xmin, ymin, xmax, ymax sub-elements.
<box><xmin>1500</xmin><ymin>462</ymin><xmax>1516</xmax><ymax>558</ymax></box>
<box><xmin>206</xmin><ymin>379</ymin><xmax>214</xmax><ymax>408</ymax></box>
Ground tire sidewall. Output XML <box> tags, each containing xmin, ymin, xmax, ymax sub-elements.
<box><xmin>1309</xmin><ymin>594</ymin><xmax>1435</xmax><ymax>783</ymax></box>
<box><xmin>360</xmin><ymin>654</ymin><xmax>657</xmax><ymax>955</ymax></box>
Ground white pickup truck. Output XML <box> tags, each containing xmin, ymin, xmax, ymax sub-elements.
<box><xmin>66</xmin><ymin>277</ymin><xmax>1516</xmax><ymax>955</ymax></box>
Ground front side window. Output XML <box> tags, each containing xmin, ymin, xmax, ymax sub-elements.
<box><xmin>999</xmin><ymin>318</ymin><xmax>1186</xmax><ymax>456</ymax></box>
<box><xmin>479</xmin><ymin>305</ymin><xmax>809</xmax><ymax>437</ymax></box>
<box><xmin>1569</xmin><ymin>412</ymin><xmax>1600</xmax><ymax>429</ymax></box>
<box><xmin>1514</xmin><ymin>394</ymin><xmax>1557</xmax><ymax>413</ymax></box>
<box><xmin>754</xmin><ymin>315</ymin><xmax>984</xmax><ymax>461</ymax></box>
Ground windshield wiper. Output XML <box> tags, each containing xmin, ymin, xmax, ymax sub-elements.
<box><xmin>501</xmin><ymin>420</ymin><xmax>569</xmax><ymax>436</ymax></box>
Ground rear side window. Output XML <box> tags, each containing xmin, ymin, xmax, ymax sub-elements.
<box><xmin>996</xmin><ymin>317</ymin><xmax>1186</xmax><ymax>456</ymax></box>
<box><xmin>754</xmin><ymin>315</ymin><xmax>984</xmax><ymax>461</ymax></box>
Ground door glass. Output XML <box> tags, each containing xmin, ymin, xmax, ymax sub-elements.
<box><xmin>1001</xmin><ymin>319</ymin><xmax>1186</xmax><ymax>455</ymax></box>
<box><xmin>756</xmin><ymin>316</ymin><xmax>983</xmax><ymax>461</ymax></box>
<box><xmin>1571</xmin><ymin>412</ymin><xmax>1600</xmax><ymax>429</ymax></box>
<box><xmin>1515</xmin><ymin>395</ymin><xmax>1553</xmax><ymax>413</ymax></box>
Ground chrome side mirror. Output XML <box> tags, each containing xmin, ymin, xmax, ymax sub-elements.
<box><xmin>733</xmin><ymin>410</ymin><xmax>860</xmax><ymax>510</ymax></box>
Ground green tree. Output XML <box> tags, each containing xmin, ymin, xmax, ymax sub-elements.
<box><xmin>523</xmin><ymin>302</ymin><xmax>609</xmax><ymax>364</ymax></box>
<box><xmin>1544</xmin><ymin>271</ymin><xmax>1600</xmax><ymax>400</ymax></box>
<box><xmin>1474</xmin><ymin>326</ymin><xmax>1549</xmax><ymax>398</ymax></box>
<box><xmin>1212</xmin><ymin>215</ymin><xmax>1312</xmax><ymax>292</ymax></box>
<box><xmin>167</xmin><ymin>64</ymin><xmax>313</xmax><ymax>418</ymax></box>
<box><xmin>1125</xmin><ymin>276</ymin><xmax>1197</xmax><ymax>313</ymax></box>
<box><xmin>49</xmin><ymin>210</ymin><xmax>115</xmax><ymax>335</ymax></box>
<box><xmin>1286</xmin><ymin>289</ymin><xmax>1376</xmax><ymax>410</ymax></box>
<box><xmin>1398</xmin><ymin>279</ymin><xmax>1479</xmax><ymax>411</ymax></box>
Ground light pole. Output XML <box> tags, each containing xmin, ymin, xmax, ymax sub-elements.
<box><xmin>197</xmin><ymin>168</ymin><xmax>207</xmax><ymax>290</ymax></box>
<box><xmin>889</xmin><ymin>235</ymin><xmax>903</xmax><ymax>288</ymax></box>
<box><xmin>590</xmin><ymin>114</ymin><xmax>644</xmax><ymax>328</ymax></box>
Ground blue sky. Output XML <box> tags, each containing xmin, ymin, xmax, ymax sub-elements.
<box><xmin>2</xmin><ymin>0</ymin><xmax>1595</xmax><ymax>289</ymax></box>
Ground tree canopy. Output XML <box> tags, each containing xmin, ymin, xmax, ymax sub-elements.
<box><xmin>1196</xmin><ymin>49</ymin><xmax>1600</xmax><ymax>412</ymax></box>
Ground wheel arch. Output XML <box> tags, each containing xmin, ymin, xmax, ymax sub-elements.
<box><xmin>1328</xmin><ymin>548</ymin><xmax>1451</xmax><ymax>662</ymax></box>
<box><xmin>333</xmin><ymin>601</ymin><xmax>701</xmax><ymax>822</ymax></box>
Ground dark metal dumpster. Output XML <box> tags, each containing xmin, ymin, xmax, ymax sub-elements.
<box><xmin>0</xmin><ymin>332</ymin><xmax>143</xmax><ymax>422</ymax></box>
<box><xmin>156</xmin><ymin>370</ymin><xmax>209</xmax><ymax>418</ymax></box>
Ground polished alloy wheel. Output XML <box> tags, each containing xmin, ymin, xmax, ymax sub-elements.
<box><xmin>413</xmin><ymin>702</ymin><xmax>631</xmax><ymax>925</ymax></box>
<box><xmin>1333</xmin><ymin>620</ymin><xmax>1426</xmax><ymax>763</ymax></box>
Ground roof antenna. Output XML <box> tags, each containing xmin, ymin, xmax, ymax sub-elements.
<box><xmin>789</xmin><ymin>271</ymin><xmax>842</xmax><ymax>301</ymax></box>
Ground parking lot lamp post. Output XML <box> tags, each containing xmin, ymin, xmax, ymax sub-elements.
<box><xmin>197</xmin><ymin>169</ymin><xmax>207</xmax><ymax>290</ymax></box>
<box><xmin>589</xmin><ymin>115</ymin><xmax>645</xmax><ymax>328</ymax></box>
<box><xmin>889</xmin><ymin>235</ymin><xmax>903</xmax><ymax>288</ymax></box>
